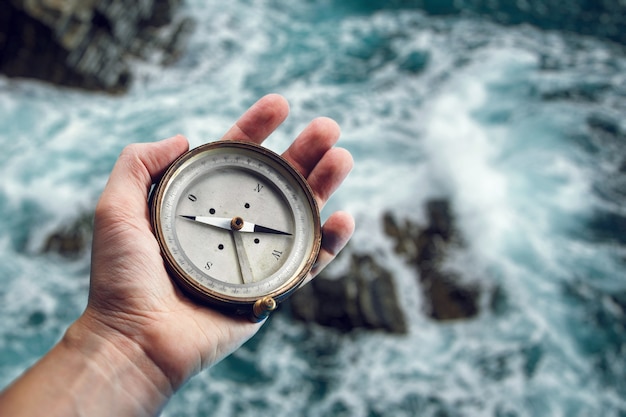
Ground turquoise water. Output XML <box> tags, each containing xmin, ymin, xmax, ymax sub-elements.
<box><xmin>1</xmin><ymin>1</ymin><xmax>626</xmax><ymax>415</ymax></box>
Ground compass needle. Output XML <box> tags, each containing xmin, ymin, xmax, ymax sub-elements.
<box><xmin>181</xmin><ymin>215</ymin><xmax>292</xmax><ymax>236</ymax></box>
<box><xmin>231</xmin><ymin>231</ymin><xmax>255</xmax><ymax>284</ymax></box>
<box><xmin>252</xmin><ymin>224</ymin><xmax>292</xmax><ymax>236</ymax></box>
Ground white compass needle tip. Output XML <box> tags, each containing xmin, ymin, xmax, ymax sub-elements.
<box><xmin>180</xmin><ymin>215</ymin><xmax>291</xmax><ymax>235</ymax></box>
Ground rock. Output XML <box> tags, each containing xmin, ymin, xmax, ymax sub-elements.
<box><xmin>384</xmin><ymin>199</ymin><xmax>481</xmax><ymax>321</ymax></box>
<box><xmin>41</xmin><ymin>211</ymin><xmax>93</xmax><ymax>258</ymax></box>
<box><xmin>383</xmin><ymin>211</ymin><xmax>420</xmax><ymax>261</ymax></box>
<box><xmin>422</xmin><ymin>270</ymin><xmax>480</xmax><ymax>321</ymax></box>
<box><xmin>289</xmin><ymin>252</ymin><xmax>408</xmax><ymax>334</ymax></box>
<box><xmin>290</xmin><ymin>198</ymin><xmax>483</xmax><ymax>332</ymax></box>
<box><xmin>0</xmin><ymin>0</ymin><xmax>194</xmax><ymax>93</ymax></box>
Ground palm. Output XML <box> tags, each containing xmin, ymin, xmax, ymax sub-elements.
<box><xmin>85</xmin><ymin>94</ymin><xmax>354</xmax><ymax>388</ymax></box>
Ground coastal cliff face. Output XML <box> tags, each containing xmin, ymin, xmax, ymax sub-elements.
<box><xmin>0</xmin><ymin>0</ymin><xmax>193</xmax><ymax>93</ymax></box>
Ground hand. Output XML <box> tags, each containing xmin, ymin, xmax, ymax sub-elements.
<box><xmin>81</xmin><ymin>95</ymin><xmax>353</xmax><ymax>392</ymax></box>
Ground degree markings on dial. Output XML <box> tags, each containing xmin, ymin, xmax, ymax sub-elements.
<box><xmin>160</xmin><ymin>146</ymin><xmax>315</xmax><ymax>298</ymax></box>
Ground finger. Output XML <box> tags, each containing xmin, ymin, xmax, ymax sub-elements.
<box><xmin>220</xmin><ymin>94</ymin><xmax>290</xmax><ymax>144</ymax></box>
<box><xmin>307</xmin><ymin>211</ymin><xmax>355</xmax><ymax>280</ymax></box>
<box><xmin>96</xmin><ymin>135</ymin><xmax>189</xmax><ymax>220</ymax></box>
<box><xmin>282</xmin><ymin>117</ymin><xmax>341</xmax><ymax>177</ymax></box>
<box><xmin>306</xmin><ymin>147</ymin><xmax>354</xmax><ymax>209</ymax></box>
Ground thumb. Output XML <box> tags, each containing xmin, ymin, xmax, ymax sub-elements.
<box><xmin>95</xmin><ymin>135</ymin><xmax>190</xmax><ymax>224</ymax></box>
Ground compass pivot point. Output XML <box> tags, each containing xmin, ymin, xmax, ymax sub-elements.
<box><xmin>230</xmin><ymin>216</ymin><xmax>244</xmax><ymax>231</ymax></box>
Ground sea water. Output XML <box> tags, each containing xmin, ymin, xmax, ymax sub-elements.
<box><xmin>1</xmin><ymin>1</ymin><xmax>626</xmax><ymax>416</ymax></box>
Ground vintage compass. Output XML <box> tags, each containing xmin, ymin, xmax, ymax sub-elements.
<box><xmin>150</xmin><ymin>140</ymin><xmax>321</xmax><ymax>321</ymax></box>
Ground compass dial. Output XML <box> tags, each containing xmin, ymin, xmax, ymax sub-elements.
<box><xmin>151</xmin><ymin>141</ymin><xmax>321</xmax><ymax>319</ymax></box>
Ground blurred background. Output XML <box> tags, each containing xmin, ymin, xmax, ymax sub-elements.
<box><xmin>1</xmin><ymin>0</ymin><xmax>626</xmax><ymax>415</ymax></box>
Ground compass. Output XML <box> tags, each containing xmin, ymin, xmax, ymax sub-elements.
<box><xmin>150</xmin><ymin>140</ymin><xmax>321</xmax><ymax>321</ymax></box>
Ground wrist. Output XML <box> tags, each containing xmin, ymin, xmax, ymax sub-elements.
<box><xmin>0</xmin><ymin>313</ymin><xmax>174</xmax><ymax>417</ymax></box>
<box><xmin>62</xmin><ymin>313</ymin><xmax>174</xmax><ymax>416</ymax></box>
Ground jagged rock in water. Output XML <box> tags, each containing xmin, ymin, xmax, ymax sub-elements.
<box><xmin>0</xmin><ymin>0</ymin><xmax>194</xmax><ymax>93</ymax></box>
<box><xmin>290</xmin><ymin>251</ymin><xmax>408</xmax><ymax>334</ymax></box>
<box><xmin>383</xmin><ymin>199</ymin><xmax>481</xmax><ymax>321</ymax></box>
<box><xmin>422</xmin><ymin>269</ymin><xmax>480</xmax><ymax>321</ymax></box>
<box><xmin>42</xmin><ymin>211</ymin><xmax>94</xmax><ymax>258</ymax></box>
<box><xmin>290</xmin><ymin>198</ymin><xmax>483</xmax><ymax>332</ymax></box>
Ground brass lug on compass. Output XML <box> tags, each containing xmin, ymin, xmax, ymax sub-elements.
<box><xmin>252</xmin><ymin>297</ymin><xmax>277</xmax><ymax>321</ymax></box>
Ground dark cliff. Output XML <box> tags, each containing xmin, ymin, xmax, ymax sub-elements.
<box><xmin>0</xmin><ymin>0</ymin><xmax>193</xmax><ymax>93</ymax></box>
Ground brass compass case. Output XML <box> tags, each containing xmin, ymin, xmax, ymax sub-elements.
<box><xmin>150</xmin><ymin>140</ymin><xmax>321</xmax><ymax>321</ymax></box>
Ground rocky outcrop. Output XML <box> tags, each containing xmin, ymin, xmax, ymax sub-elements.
<box><xmin>0</xmin><ymin>0</ymin><xmax>193</xmax><ymax>93</ymax></box>
<box><xmin>289</xmin><ymin>252</ymin><xmax>408</xmax><ymax>334</ymax></box>
<box><xmin>289</xmin><ymin>198</ymin><xmax>483</xmax><ymax>334</ymax></box>
<box><xmin>384</xmin><ymin>199</ymin><xmax>481</xmax><ymax>321</ymax></box>
<box><xmin>41</xmin><ymin>211</ymin><xmax>93</xmax><ymax>258</ymax></box>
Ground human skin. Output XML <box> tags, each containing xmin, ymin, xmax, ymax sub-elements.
<box><xmin>0</xmin><ymin>94</ymin><xmax>355</xmax><ymax>417</ymax></box>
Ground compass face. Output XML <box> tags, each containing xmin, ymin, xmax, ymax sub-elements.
<box><xmin>150</xmin><ymin>141</ymin><xmax>321</xmax><ymax>313</ymax></box>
